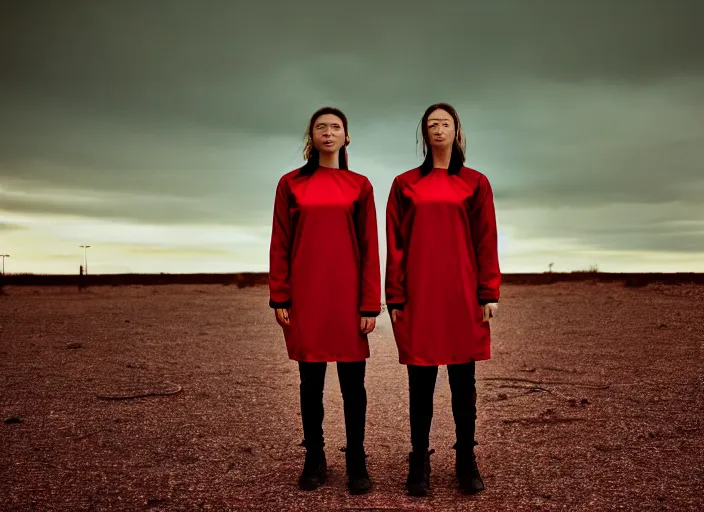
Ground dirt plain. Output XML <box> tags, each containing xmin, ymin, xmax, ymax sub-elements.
<box><xmin>1</xmin><ymin>281</ymin><xmax>702</xmax><ymax>511</ymax></box>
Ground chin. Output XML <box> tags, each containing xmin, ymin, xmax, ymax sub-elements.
<box><xmin>430</xmin><ymin>142</ymin><xmax>451</xmax><ymax>149</ymax></box>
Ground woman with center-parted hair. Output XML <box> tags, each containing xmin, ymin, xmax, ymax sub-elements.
<box><xmin>268</xmin><ymin>106</ymin><xmax>381</xmax><ymax>495</ymax></box>
<box><xmin>385</xmin><ymin>103</ymin><xmax>501</xmax><ymax>497</ymax></box>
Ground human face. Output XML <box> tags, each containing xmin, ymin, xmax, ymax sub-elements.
<box><xmin>426</xmin><ymin>108</ymin><xmax>456</xmax><ymax>150</ymax></box>
<box><xmin>312</xmin><ymin>113</ymin><xmax>346</xmax><ymax>154</ymax></box>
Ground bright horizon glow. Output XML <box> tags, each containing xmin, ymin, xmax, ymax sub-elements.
<box><xmin>3</xmin><ymin>211</ymin><xmax>703</xmax><ymax>275</ymax></box>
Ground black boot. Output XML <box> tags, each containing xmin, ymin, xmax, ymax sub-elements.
<box><xmin>345</xmin><ymin>448</ymin><xmax>372</xmax><ymax>495</ymax></box>
<box><xmin>298</xmin><ymin>447</ymin><xmax>327</xmax><ymax>491</ymax></box>
<box><xmin>456</xmin><ymin>447</ymin><xmax>484</xmax><ymax>494</ymax></box>
<box><xmin>406</xmin><ymin>448</ymin><xmax>434</xmax><ymax>496</ymax></box>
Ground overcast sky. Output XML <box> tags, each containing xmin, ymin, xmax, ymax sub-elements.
<box><xmin>1</xmin><ymin>0</ymin><xmax>703</xmax><ymax>275</ymax></box>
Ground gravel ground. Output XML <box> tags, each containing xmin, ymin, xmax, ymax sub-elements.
<box><xmin>1</xmin><ymin>282</ymin><xmax>702</xmax><ymax>511</ymax></box>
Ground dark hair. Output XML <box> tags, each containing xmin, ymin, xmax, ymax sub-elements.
<box><xmin>417</xmin><ymin>103</ymin><xmax>466</xmax><ymax>176</ymax></box>
<box><xmin>300</xmin><ymin>106</ymin><xmax>350</xmax><ymax>175</ymax></box>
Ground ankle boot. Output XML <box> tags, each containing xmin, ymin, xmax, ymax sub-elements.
<box><xmin>406</xmin><ymin>448</ymin><xmax>434</xmax><ymax>496</ymax></box>
<box><xmin>345</xmin><ymin>448</ymin><xmax>372</xmax><ymax>495</ymax></box>
<box><xmin>298</xmin><ymin>447</ymin><xmax>327</xmax><ymax>490</ymax></box>
<box><xmin>456</xmin><ymin>447</ymin><xmax>484</xmax><ymax>494</ymax></box>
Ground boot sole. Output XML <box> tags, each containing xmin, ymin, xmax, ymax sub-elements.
<box><xmin>349</xmin><ymin>484</ymin><xmax>372</xmax><ymax>495</ymax></box>
<box><xmin>299</xmin><ymin>472</ymin><xmax>327</xmax><ymax>491</ymax></box>
<box><xmin>458</xmin><ymin>479</ymin><xmax>484</xmax><ymax>495</ymax></box>
<box><xmin>299</xmin><ymin>479</ymin><xmax>324</xmax><ymax>491</ymax></box>
<box><xmin>457</xmin><ymin>471</ymin><xmax>484</xmax><ymax>495</ymax></box>
<box><xmin>406</xmin><ymin>484</ymin><xmax>429</xmax><ymax>497</ymax></box>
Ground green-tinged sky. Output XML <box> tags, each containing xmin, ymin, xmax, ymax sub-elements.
<box><xmin>1</xmin><ymin>0</ymin><xmax>703</xmax><ymax>275</ymax></box>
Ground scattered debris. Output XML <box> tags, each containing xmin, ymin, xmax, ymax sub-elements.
<box><xmin>540</xmin><ymin>366</ymin><xmax>582</xmax><ymax>374</ymax></box>
<box><xmin>502</xmin><ymin>417</ymin><xmax>584</xmax><ymax>425</ymax></box>
<box><xmin>96</xmin><ymin>382</ymin><xmax>182</xmax><ymax>401</ymax></box>
<box><xmin>482</xmin><ymin>377</ymin><xmax>610</xmax><ymax>389</ymax></box>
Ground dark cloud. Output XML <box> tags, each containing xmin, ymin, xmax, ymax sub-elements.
<box><xmin>499</xmin><ymin>203</ymin><xmax>704</xmax><ymax>254</ymax></box>
<box><xmin>1</xmin><ymin>0</ymin><xmax>703</xmax><ymax>264</ymax></box>
<box><xmin>0</xmin><ymin>181</ymin><xmax>272</xmax><ymax>226</ymax></box>
<box><xmin>2</xmin><ymin>1</ymin><xmax>702</xmax><ymax>133</ymax></box>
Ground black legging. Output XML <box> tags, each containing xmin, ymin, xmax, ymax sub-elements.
<box><xmin>407</xmin><ymin>361</ymin><xmax>477</xmax><ymax>452</ymax></box>
<box><xmin>298</xmin><ymin>361</ymin><xmax>367</xmax><ymax>451</ymax></box>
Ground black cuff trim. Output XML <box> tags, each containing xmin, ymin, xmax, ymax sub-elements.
<box><xmin>269</xmin><ymin>299</ymin><xmax>292</xmax><ymax>309</ymax></box>
<box><xmin>386</xmin><ymin>303</ymin><xmax>405</xmax><ymax>312</ymax></box>
<box><xmin>478</xmin><ymin>298</ymin><xmax>499</xmax><ymax>305</ymax></box>
<box><xmin>360</xmin><ymin>311</ymin><xmax>380</xmax><ymax>317</ymax></box>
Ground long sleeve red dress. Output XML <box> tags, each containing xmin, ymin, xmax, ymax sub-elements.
<box><xmin>269</xmin><ymin>166</ymin><xmax>382</xmax><ymax>362</ymax></box>
<box><xmin>385</xmin><ymin>166</ymin><xmax>501</xmax><ymax>366</ymax></box>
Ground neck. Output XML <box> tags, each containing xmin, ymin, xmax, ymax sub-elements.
<box><xmin>318</xmin><ymin>151</ymin><xmax>340</xmax><ymax>169</ymax></box>
<box><xmin>431</xmin><ymin>146</ymin><xmax>452</xmax><ymax>169</ymax></box>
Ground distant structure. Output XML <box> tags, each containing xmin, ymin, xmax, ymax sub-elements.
<box><xmin>79</xmin><ymin>245</ymin><xmax>91</xmax><ymax>275</ymax></box>
<box><xmin>548</xmin><ymin>262</ymin><xmax>554</xmax><ymax>273</ymax></box>
<box><xmin>0</xmin><ymin>254</ymin><xmax>7</xmax><ymax>292</ymax></box>
<box><xmin>78</xmin><ymin>265</ymin><xmax>86</xmax><ymax>291</ymax></box>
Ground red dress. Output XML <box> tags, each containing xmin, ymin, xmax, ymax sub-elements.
<box><xmin>269</xmin><ymin>166</ymin><xmax>382</xmax><ymax>362</ymax></box>
<box><xmin>385</xmin><ymin>166</ymin><xmax>501</xmax><ymax>366</ymax></box>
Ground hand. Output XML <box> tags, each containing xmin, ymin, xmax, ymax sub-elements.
<box><xmin>391</xmin><ymin>309</ymin><xmax>402</xmax><ymax>323</ymax></box>
<box><xmin>360</xmin><ymin>317</ymin><xmax>376</xmax><ymax>334</ymax></box>
<box><xmin>482</xmin><ymin>303</ymin><xmax>498</xmax><ymax>322</ymax></box>
<box><xmin>275</xmin><ymin>308</ymin><xmax>290</xmax><ymax>326</ymax></box>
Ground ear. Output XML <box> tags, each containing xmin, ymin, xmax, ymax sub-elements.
<box><xmin>345</xmin><ymin>135</ymin><xmax>351</xmax><ymax>146</ymax></box>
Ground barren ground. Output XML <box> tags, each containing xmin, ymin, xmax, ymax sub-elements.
<box><xmin>1</xmin><ymin>282</ymin><xmax>702</xmax><ymax>511</ymax></box>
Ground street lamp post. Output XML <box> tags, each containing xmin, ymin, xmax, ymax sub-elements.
<box><xmin>79</xmin><ymin>245</ymin><xmax>90</xmax><ymax>275</ymax></box>
<box><xmin>0</xmin><ymin>254</ymin><xmax>9</xmax><ymax>275</ymax></box>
